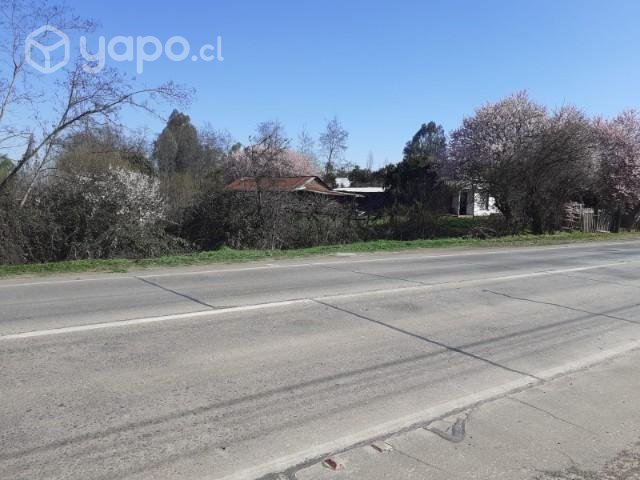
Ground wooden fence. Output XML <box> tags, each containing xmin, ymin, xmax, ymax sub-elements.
<box><xmin>564</xmin><ymin>203</ymin><xmax>612</xmax><ymax>233</ymax></box>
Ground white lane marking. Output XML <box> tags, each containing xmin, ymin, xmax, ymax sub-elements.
<box><xmin>213</xmin><ymin>338</ymin><xmax>640</xmax><ymax>480</ymax></box>
<box><xmin>1</xmin><ymin>240</ymin><xmax>639</xmax><ymax>288</ymax></box>
<box><xmin>3</xmin><ymin>259</ymin><xmax>640</xmax><ymax>341</ymax></box>
<box><xmin>0</xmin><ymin>299</ymin><xmax>312</xmax><ymax>340</ymax></box>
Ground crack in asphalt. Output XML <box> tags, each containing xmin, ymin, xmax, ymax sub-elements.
<box><xmin>136</xmin><ymin>277</ymin><xmax>218</xmax><ymax>310</ymax></box>
<box><xmin>312</xmin><ymin>299</ymin><xmax>542</xmax><ymax>381</ymax></box>
<box><xmin>482</xmin><ymin>290</ymin><xmax>640</xmax><ymax>326</ymax></box>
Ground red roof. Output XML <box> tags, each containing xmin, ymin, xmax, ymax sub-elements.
<box><xmin>225</xmin><ymin>176</ymin><xmax>359</xmax><ymax>197</ymax></box>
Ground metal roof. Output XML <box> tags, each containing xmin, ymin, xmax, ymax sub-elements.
<box><xmin>334</xmin><ymin>187</ymin><xmax>387</xmax><ymax>194</ymax></box>
<box><xmin>225</xmin><ymin>176</ymin><xmax>360</xmax><ymax>197</ymax></box>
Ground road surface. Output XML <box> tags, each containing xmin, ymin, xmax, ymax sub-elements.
<box><xmin>2</xmin><ymin>240</ymin><xmax>640</xmax><ymax>479</ymax></box>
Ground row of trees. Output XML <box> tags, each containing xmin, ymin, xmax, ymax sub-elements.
<box><xmin>149</xmin><ymin>111</ymin><xmax>355</xmax><ymax>220</ymax></box>
<box><xmin>1</xmin><ymin>2</ymin><xmax>639</xmax><ymax>263</ymax></box>
<box><xmin>152</xmin><ymin>114</ymin><xmax>360</xmax><ymax>251</ymax></box>
<box><xmin>152</xmin><ymin>111</ymin><xmax>352</xmax><ymax>180</ymax></box>
<box><xmin>0</xmin><ymin>0</ymin><xmax>364</xmax><ymax>262</ymax></box>
<box><xmin>0</xmin><ymin>109</ymin><xmax>361</xmax><ymax>262</ymax></box>
<box><xmin>3</xmin><ymin>90</ymin><xmax>640</xmax><ymax>263</ymax></box>
<box><xmin>344</xmin><ymin>93</ymin><xmax>640</xmax><ymax>237</ymax></box>
<box><xmin>449</xmin><ymin>92</ymin><xmax>640</xmax><ymax>233</ymax></box>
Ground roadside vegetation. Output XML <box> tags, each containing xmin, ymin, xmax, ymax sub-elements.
<box><xmin>1</xmin><ymin>230</ymin><xmax>638</xmax><ymax>278</ymax></box>
<box><xmin>1</xmin><ymin>1</ymin><xmax>640</xmax><ymax>274</ymax></box>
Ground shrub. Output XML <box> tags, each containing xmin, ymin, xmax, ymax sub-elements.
<box><xmin>182</xmin><ymin>191</ymin><xmax>360</xmax><ymax>250</ymax></box>
<box><xmin>0</xmin><ymin>168</ymin><xmax>186</xmax><ymax>264</ymax></box>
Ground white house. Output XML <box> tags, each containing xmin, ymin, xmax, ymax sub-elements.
<box><xmin>450</xmin><ymin>187</ymin><xmax>499</xmax><ymax>217</ymax></box>
<box><xmin>334</xmin><ymin>177</ymin><xmax>351</xmax><ymax>188</ymax></box>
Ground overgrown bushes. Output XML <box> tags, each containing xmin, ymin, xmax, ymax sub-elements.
<box><xmin>363</xmin><ymin>205</ymin><xmax>508</xmax><ymax>241</ymax></box>
<box><xmin>181</xmin><ymin>191</ymin><xmax>360</xmax><ymax>251</ymax></box>
<box><xmin>1</xmin><ymin>169</ymin><xmax>185</xmax><ymax>264</ymax></box>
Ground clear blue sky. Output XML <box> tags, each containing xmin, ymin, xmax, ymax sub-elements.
<box><xmin>71</xmin><ymin>0</ymin><xmax>640</xmax><ymax>168</ymax></box>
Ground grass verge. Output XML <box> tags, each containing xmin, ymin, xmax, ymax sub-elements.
<box><xmin>1</xmin><ymin>231</ymin><xmax>639</xmax><ymax>278</ymax></box>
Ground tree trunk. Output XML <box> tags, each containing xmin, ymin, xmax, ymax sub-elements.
<box><xmin>612</xmin><ymin>205</ymin><xmax>623</xmax><ymax>233</ymax></box>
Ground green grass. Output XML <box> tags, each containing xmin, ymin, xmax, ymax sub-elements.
<box><xmin>1</xmin><ymin>230</ymin><xmax>639</xmax><ymax>279</ymax></box>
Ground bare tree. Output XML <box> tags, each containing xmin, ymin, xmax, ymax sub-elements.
<box><xmin>319</xmin><ymin>116</ymin><xmax>349</xmax><ymax>184</ymax></box>
<box><xmin>225</xmin><ymin>121</ymin><xmax>317</xmax><ymax>181</ymax></box>
<box><xmin>0</xmin><ymin>0</ymin><xmax>191</xmax><ymax>195</ymax></box>
<box><xmin>200</xmin><ymin>124</ymin><xmax>235</xmax><ymax>159</ymax></box>
<box><xmin>366</xmin><ymin>151</ymin><xmax>374</xmax><ymax>171</ymax></box>
<box><xmin>0</xmin><ymin>0</ymin><xmax>94</xmax><ymax>136</ymax></box>
<box><xmin>297</xmin><ymin>126</ymin><xmax>316</xmax><ymax>157</ymax></box>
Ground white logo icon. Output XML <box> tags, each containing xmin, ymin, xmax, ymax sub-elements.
<box><xmin>25</xmin><ymin>25</ymin><xmax>70</xmax><ymax>74</ymax></box>
<box><xmin>24</xmin><ymin>25</ymin><xmax>223</xmax><ymax>75</ymax></box>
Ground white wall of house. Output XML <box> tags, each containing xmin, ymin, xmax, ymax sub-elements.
<box><xmin>451</xmin><ymin>188</ymin><xmax>499</xmax><ymax>216</ymax></box>
<box><xmin>334</xmin><ymin>177</ymin><xmax>351</xmax><ymax>188</ymax></box>
<box><xmin>473</xmin><ymin>192</ymin><xmax>499</xmax><ymax>216</ymax></box>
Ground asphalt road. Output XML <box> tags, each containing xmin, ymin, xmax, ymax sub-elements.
<box><xmin>2</xmin><ymin>240</ymin><xmax>640</xmax><ymax>480</ymax></box>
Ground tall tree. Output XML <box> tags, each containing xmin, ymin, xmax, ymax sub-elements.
<box><xmin>153</xmin><ymin>110</ymin><xmax>203</xmax><ymax>173</ymax></box>
<box><xmin>403</xmin><ymin>122</ymin><xmax>447</xmax><ymax>165</ymax></box>
<box><xmin>385</xmin><ymin>121</ymin><xmax>447</xmax><ymax>207</ymax></box>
